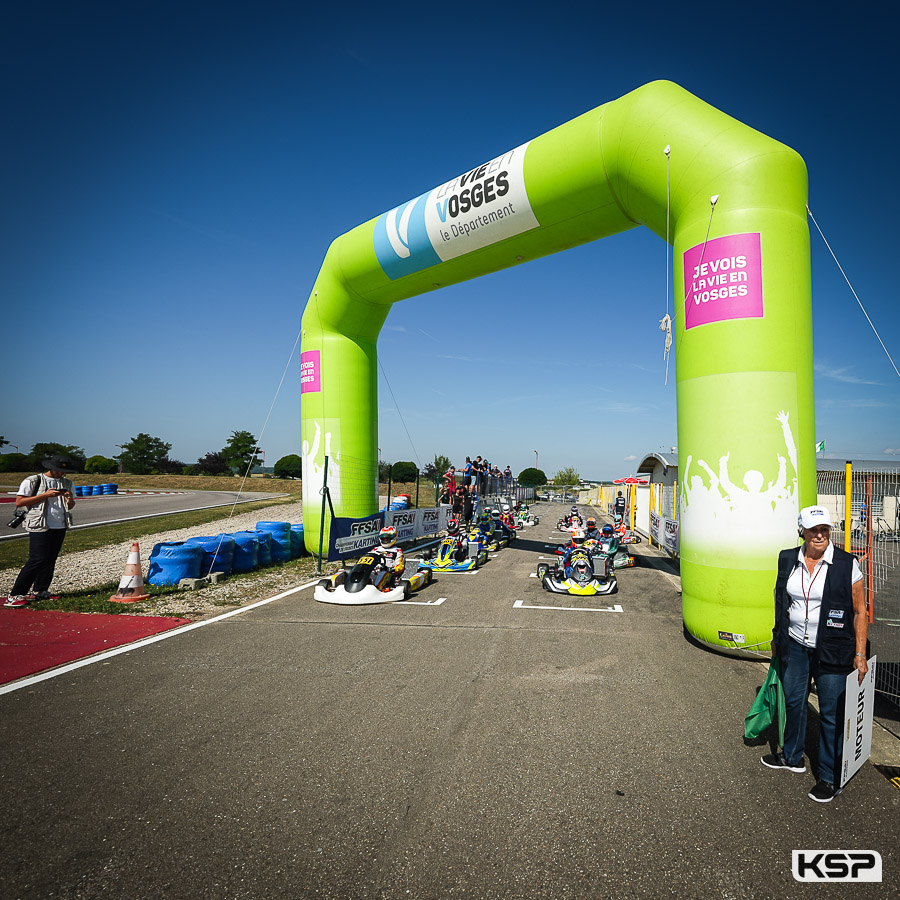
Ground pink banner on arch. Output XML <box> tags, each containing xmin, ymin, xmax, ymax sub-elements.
<box><xmin>300</xmin><ymin>350</ymin><xmax>321</xmax><ymax>393</ymax></box>
<box><xmin>683</xmin><ymin>233</ymin><xmax>763</xmax><ymax>330</ymax></box>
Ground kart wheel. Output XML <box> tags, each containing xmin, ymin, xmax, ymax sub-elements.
<box><xmin>317</xmin><ymin>579</ymin><xmax>332</xmax><ymax>591</ymax></box>
<box><xmin>402</xmin><ymin>581</ymin><xmax>412</xmax><ymax>601</ymax></box>
<box><xmin>424</xmin><ymin>567</ymin><xmax>433</xmax><ymax>585</ymax></box>
<box><xmin>536</xmin><ymin>563</ymin><xmax>549</xmax><ymax>580</ymax></box>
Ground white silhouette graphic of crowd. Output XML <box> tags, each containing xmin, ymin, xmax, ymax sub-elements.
<box><xmin>681</xmin><ymin>410</ymin><xmax>798</xmax><ymax>552</ymax></box>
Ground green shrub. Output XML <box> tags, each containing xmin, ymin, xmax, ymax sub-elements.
<box><xmin>274</xmin><ymin>453</ymin><xmax>303</xmax><ymax>480</ymax></box>
<box><xmin>391</xmin><ymin>460</ymin><xmax>418</xmax><ymax>482</ymax></box>
<box><xmin>84</xmin><ymin>455</ymin><xmax>119</xmax><ymax>475</ymax></box>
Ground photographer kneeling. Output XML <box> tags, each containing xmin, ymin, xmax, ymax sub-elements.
<box><xmin>4</xmin><ymin>455</ymin><xmax>78</xmax><ymax>608</ymax></box>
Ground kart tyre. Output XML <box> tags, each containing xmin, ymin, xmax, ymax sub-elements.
<box><xmin>423</xmin><ymin>567</ymin><xmax>433</xmax><ymax>585</ymax></box>
<box><xmin>402</xmin><ymin>581</ymin><xmax>412</xmax><ymax>601</ymax></box>
<box><xmin>317</xmin><ymin>579</ymin><xmax>333</xmax><ymax>591</ymax></box>
<box><xmin>536</xmin><ymin>563</ymin><xmax>549</xmax><ymax>580</ymax></box>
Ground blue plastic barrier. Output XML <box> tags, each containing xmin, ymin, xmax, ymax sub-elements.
<box><xmin>255</xmin><ymin>521</ymin><xmax>291</xmax><ymax>563</ymax></box>
<box><xmin>231</xmin><ymin>532</ymin><xmax>260</xmax><ymax>573</ymax></box>
<box><xmin>147</xmin><ymin>542</ymin><xmax>204</xmax><ymax>586</ymax></box>
<box><xmin>185</xmin><ymin>534</ymin><xmax>235</xmax><ymax>576</ymax></box>
<box><xmin>91</xmin><ymin>485</ymin><xmax>103</xmax><ymax>496</ymax></box>
<box><xmin>289</xmin><ymin>524</ymin><xmax>307</xmax><ymax>558</ymax></box>
<box><xmin>253</xmin><ymin>531</ymin><xmax>273</xmax><ymax>567</ymax></box>
<box><xmin>102</xmin><ymin>483</ymin><xmax>118</xmax><ymax>494</ymax></box>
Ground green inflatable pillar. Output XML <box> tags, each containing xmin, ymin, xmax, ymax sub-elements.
<box><xmin>300</xmin><ymin>80</ymin><xmax>814</xmax><ymax>656</ymax></box>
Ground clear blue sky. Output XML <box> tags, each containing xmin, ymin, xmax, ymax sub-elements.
<box><xmin>2</xmin><ymin>2</ymin><xmax>897</xmax><ymax>480</ymax></box>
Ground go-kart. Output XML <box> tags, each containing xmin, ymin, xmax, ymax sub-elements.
<box><xmin>490</xmin><ymin>514</ymin><xmax>517</xmax><ymax>543</ymax></box>
<box><xmin>614</xmin><ymin>523</ymin><xmax>642</xmax><ymax>545</ymax></box>
<box><xmin>473</xmin><ymin>523</ymin><xmax>508</xmax><ymax>551</ymax></box>
<box><xmin>419</xmin><ymin>535</ymin><xmax>488</xmax><ymax>572</ymax></box>
<box><xmin>585</xmin><ymin>537</ymin><xmax>635</xmax><ymax>569</ymax></box>
<box><xmin>557</xmin><ymin>515</ymin><xmax>583</xmax><ymax>533</ymax></box>
<box><xmin>515</xmin><ymin>506</ymin><xmax>540</xmax><ymax>527</ymax></box>
<box><xmin>315</xmin><ymin>551</ymin><xmax>432</xmax><ymax>605</ymax></box>
<box><xmin>536</xmin><ymin>548</ymin><xmax>617</xmax><ymax>596</ymax></box>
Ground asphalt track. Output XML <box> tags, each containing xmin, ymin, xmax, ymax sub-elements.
<box><xmin>0</xmin><ymin>489</ymin><xmax>292</xmax><ymax>538</ymax></box>
<box><xmin>1</xmin><ymin>505</ymin><xmax>897</xmax><ymax>899</ymax></box>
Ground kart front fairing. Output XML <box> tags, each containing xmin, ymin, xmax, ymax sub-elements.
<box><xmin>422</xmin><ymin>537</ymin><xmax>486</xmax><ymax>572</ymax></box>
<box><xmin>538</xmin><ymin>550</ymin><xmax>617</xmax><ymax>595</ymax></box>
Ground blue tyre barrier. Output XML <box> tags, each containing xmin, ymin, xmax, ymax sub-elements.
<box><xmin>147</xmin><ymin>542</ymin><xmax>204</xmax><ymax>586</ymax></box>
<box><xmin>255</xmin><ymin>521</ymin><xmax>291</xmax><ymax>563</ymax></box>
<box><xmin>102</xmin><ymin>483</ymin><xmax>118</xmax><ymax>494</ymax></box>
<box><xmin>92</xmin><ymin>485</ymin><xmax>103</xmax><ymax>496</ymax></box>
<box><xmin>185</xmin><ymin>534</ymin><xmax>235</xmax><ymax>576</ymax></box>
<box><xmin>253</xmin><ymin>531</ymin><xmax>273</xmax><ymax>567</ymax></box>
<box><xmin>231</xmin><ymin>532</ymin><xmax>260</xmax><ymax>573</ymax></box>
<box><xmin>74</xmin><ymin>486</ymin><xmax>84</xmax><ymax>497</ymax></box>
<box><xmin>289</xmin><ymin>524</ymin><xmax>307</xmax><ymax>558</ymax></box>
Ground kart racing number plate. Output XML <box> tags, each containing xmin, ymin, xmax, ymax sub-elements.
<box><xmin>359</xmin><ymin>556</ymin><xmax>376</xmax><ymax>565</ymax></box>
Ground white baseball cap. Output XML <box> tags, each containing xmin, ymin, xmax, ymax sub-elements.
<box><xmin>798</xmin><ymin>505</ymin><xmax>832</xmax><ymax>530</ymax></box>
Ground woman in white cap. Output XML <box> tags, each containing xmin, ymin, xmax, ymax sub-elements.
<box><xmin>762</xmin><ymin>505</ymin><xmax>868</xmax><ymax>802</ymax></box>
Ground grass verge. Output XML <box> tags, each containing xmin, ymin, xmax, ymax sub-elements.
<box><xmin>0</xmin><ymin>498</ymin><xmax>292</xmax><ymax>571</ymax></box>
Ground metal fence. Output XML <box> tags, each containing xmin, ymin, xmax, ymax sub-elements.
<box><xmin>816</xmin><ymin>464</ymin><xmax>900</xmax><ymax>708</ymax></box>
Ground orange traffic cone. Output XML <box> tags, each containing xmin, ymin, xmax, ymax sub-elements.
<box><xmin>109</xmin><ymin>541</ymin><xmax>150</xmax><ymax>603</ymax></box>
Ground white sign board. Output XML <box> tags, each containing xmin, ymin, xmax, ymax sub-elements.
<box><xmin>840</xmin><ymin>656</ymin><xmax>877</xmax><ymax>787</ymax></box>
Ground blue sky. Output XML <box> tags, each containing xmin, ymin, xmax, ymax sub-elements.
<box><xmin>2</xmin><ymin>2</ymin><xmax>897</xmax><ymax>481</ymax></box>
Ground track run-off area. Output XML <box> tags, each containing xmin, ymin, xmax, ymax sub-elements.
<box><xmin>1</xmin><ymin>503</ymin><xmax>897</xmax><ymax>898</ymax></box>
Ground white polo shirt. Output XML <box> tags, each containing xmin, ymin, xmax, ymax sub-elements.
<box><xmin>787</xmin><ymin>542</ymin><xmax>863</xmax><ymax>648</ymax></box>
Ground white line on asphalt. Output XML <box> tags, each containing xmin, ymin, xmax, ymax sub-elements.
<box><xmin>402</xmin><ymin>597</ymin><xmax>446</xmax><ymax>606</ymax></box>
<box><xmin>513</xmin><ymin>599</ymin><xmax>624</xmax><ymax>613</ymax></box>
<box><xmin>0</xmin><ymin>578</ymin><xmax>320</xmax><ymax>696</ymax></box>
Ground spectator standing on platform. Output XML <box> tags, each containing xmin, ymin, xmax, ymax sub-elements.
<box><xmin>444</xmin><ymin>465</ymin><xmax>457</xmax><ymax>494</ymax></box>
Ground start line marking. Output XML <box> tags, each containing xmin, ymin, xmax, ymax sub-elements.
<box><xmin>514</xmin><ymin>599</ymin><xmax>624</xmax><ymax>613</ymax></box>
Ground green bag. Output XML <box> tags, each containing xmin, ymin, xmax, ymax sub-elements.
<box><xmin>744</xmin><ymin>657</ymin><xmax>785</xmax><ymax>747</ymax></box>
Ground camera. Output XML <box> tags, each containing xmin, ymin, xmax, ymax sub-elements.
<box><xmin>7</xmin><ymin>508</ymin><xmax>27</xmax><ymax>529</ymax></box>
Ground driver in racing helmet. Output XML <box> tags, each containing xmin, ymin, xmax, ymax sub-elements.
<box><xmin>562</xmin><ymin>528</ymin><xmax>589</xmax><ymax>578</ymax></box>
<box><xmin>477</xmin><ymin>509</ymin><xmax>494</xmax><ymax>538</ymax></box>
<box><xmin>600</xmin><ymin>523</ymin><xmax>620</xmax><ymax>554</ymax></box>
<box><xmin>446</xmin><ymin>517</ymin><xmax>468</xmax><ymax>560</ymax></box>
<box><xmin>585</xmin><ymin>517</ymin><xmax>601</xmax><ymax>540</ymax></box>
<box><xmin>375</xmin><ymin>525</ymin><xmax>406</xmax><ymax>586</ymax></box>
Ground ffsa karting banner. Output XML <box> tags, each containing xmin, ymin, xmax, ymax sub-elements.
<box><xmin>327</xmin><ymin>512</ymin><xmax>385</xmax><ymax>561</ymax></box>
<box><xmin>384</xmin><ymin>507</ymin><xmax>451</xmax><ymax>540</ymax></box>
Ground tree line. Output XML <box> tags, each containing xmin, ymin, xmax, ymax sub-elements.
<box><xmin>1</xmin><ymin>435</ymin><xmax>576</xmax><ymax>485</ymax></box>
<box><xmin>0</xmin><ymin>432</ymin><xmax>289</xmax><ymax>478</ymax></box>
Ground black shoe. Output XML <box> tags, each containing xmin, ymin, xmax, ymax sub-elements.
<box><xmin>808</xmin><ymin>780</ymin><xmax>841</xmax><ymax>803</ymax></box>
<box><xmin>760</xmin><ymin>752</ymin><xmax>805</xmax><ymax>773</ymax></box>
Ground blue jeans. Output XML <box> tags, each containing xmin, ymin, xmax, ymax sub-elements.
<box><xmin>782</xmin><ymin>637</ymin><xmax>847</xmax><ymax>784</ymax></box>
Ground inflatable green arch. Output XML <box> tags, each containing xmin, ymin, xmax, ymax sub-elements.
<box><xmin>300</xmin><ymin>80</ymin><xmax>815</xmax><ymax>655</ymax></box>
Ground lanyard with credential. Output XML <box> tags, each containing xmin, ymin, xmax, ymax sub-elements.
<box><xmin>801</xmin><ymin>559</ymin><xmax>824</xmax><ymax>643</ymax></box>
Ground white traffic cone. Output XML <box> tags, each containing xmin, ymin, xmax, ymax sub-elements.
<box><xmin>109</xmin><ymin>541</ymin><xmax>150</xmax><ymax>603</ymax></box>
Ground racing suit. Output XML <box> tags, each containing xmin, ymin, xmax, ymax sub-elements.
<box><xmin>374</xmin><ymin>546</ymin><xmax>406</xmax><ymax>590</ymax></box>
